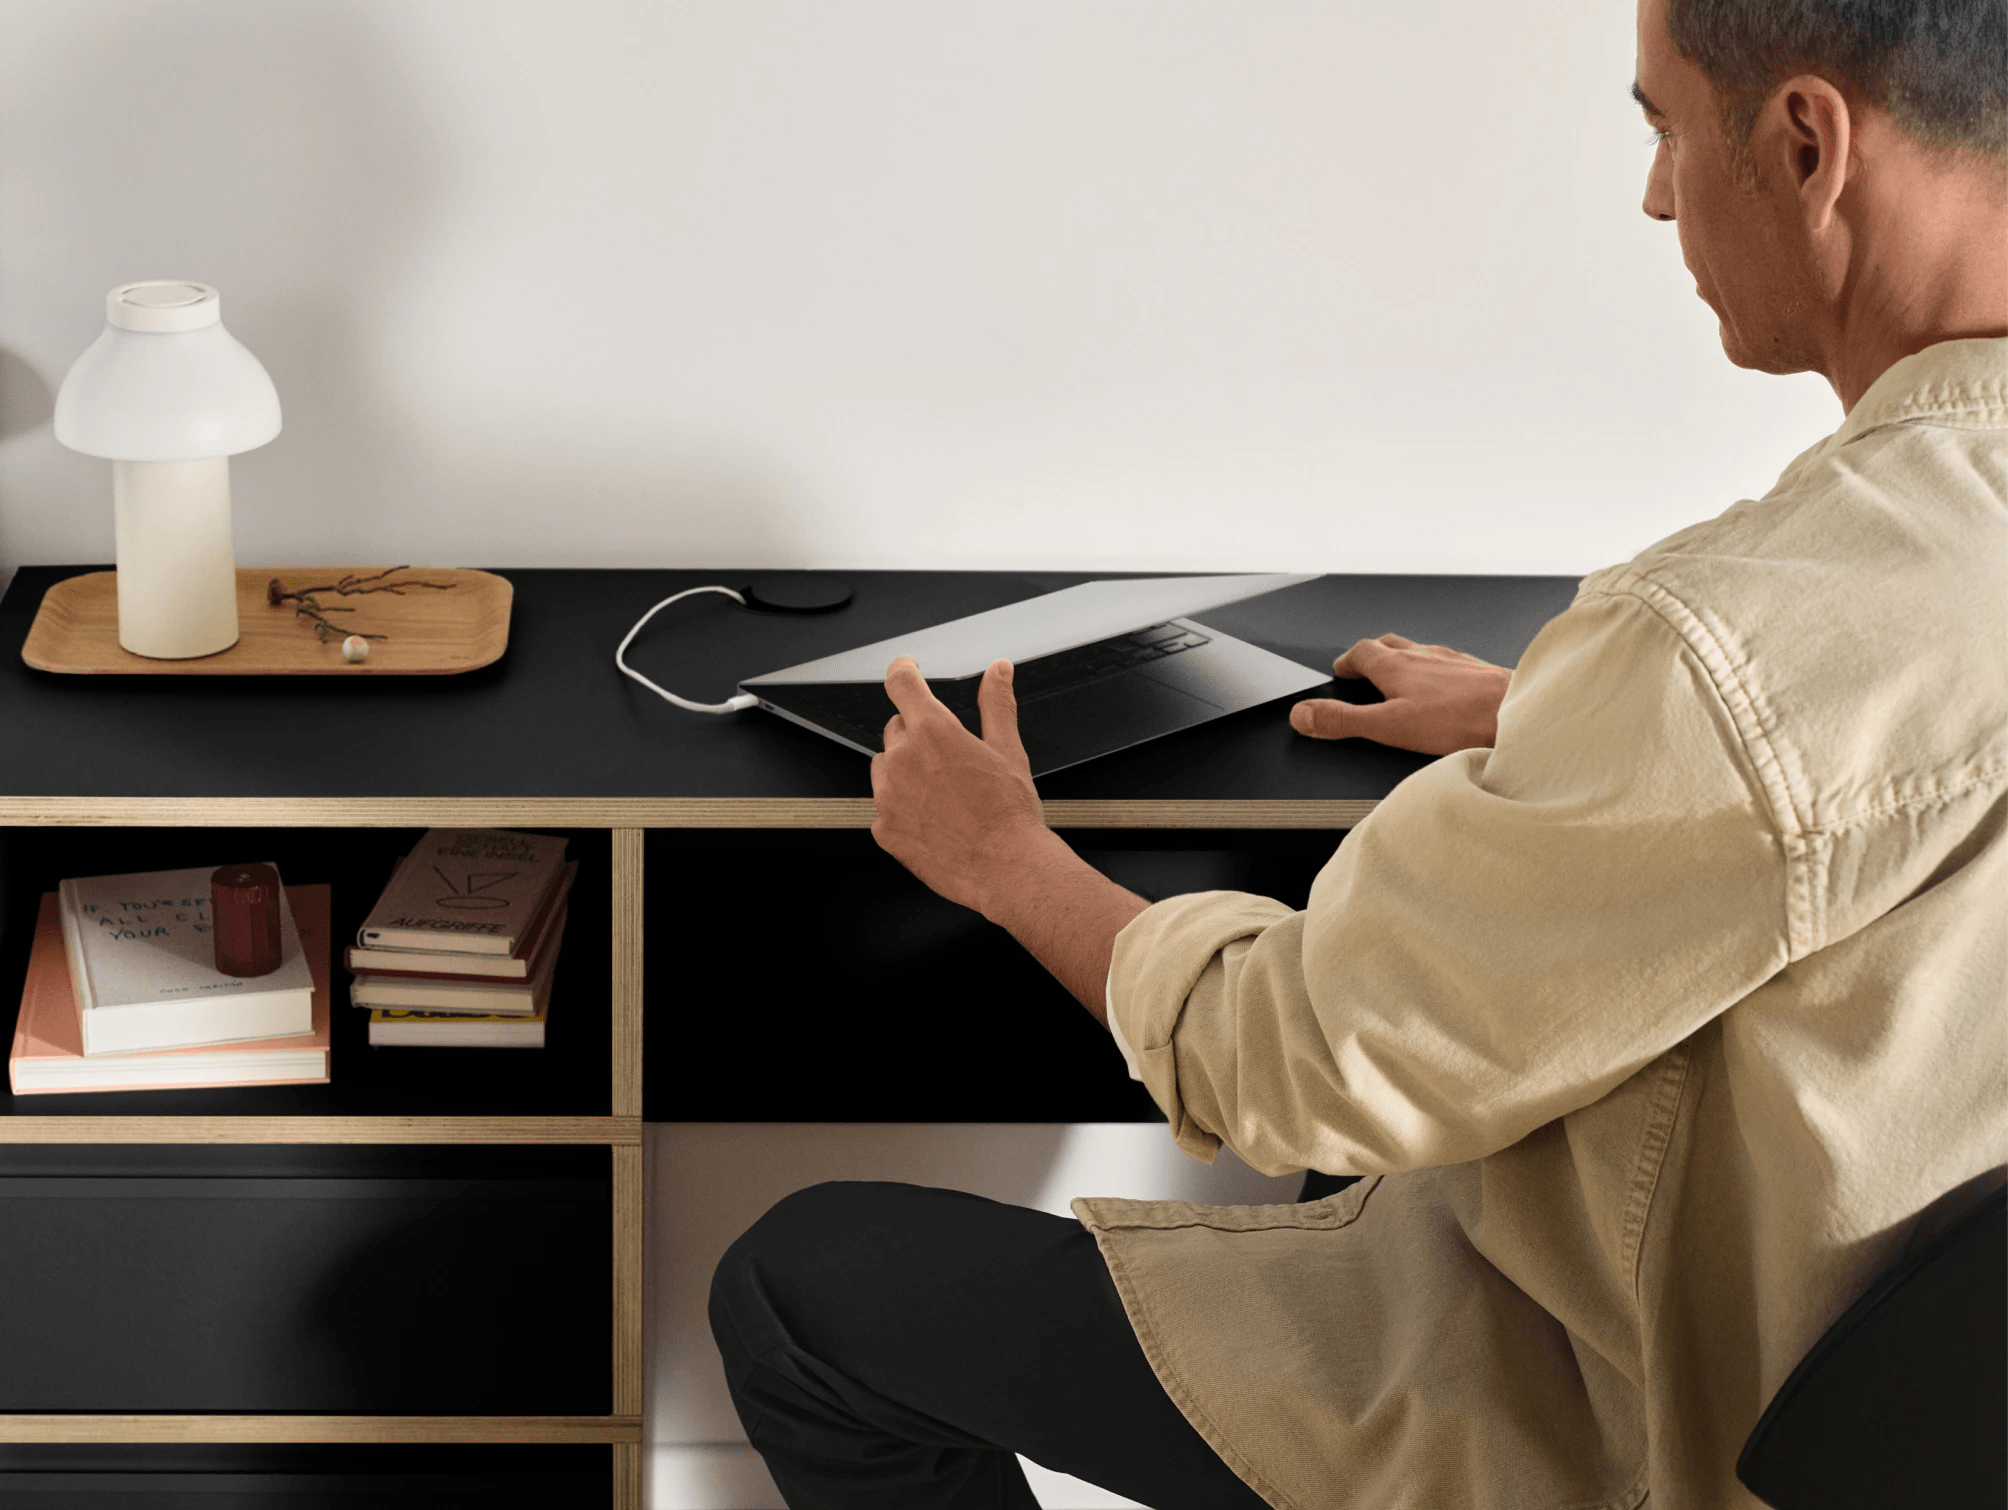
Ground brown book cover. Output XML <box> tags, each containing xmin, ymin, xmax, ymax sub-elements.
<box><xmin>347</xmin><ymin>861</ymin><xmax>576</xmax><ymax>981</ymax></box>
<box><xmin>356</xmin><ymin>829</ymin><xmax>568</xmax><ymax>956</ymax></box>
<box><xmin>11</xmin><ymin>886</ymin><xmax>332</xmax><ymax>1094</ymax></box>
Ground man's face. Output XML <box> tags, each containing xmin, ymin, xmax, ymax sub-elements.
<box><xmin>1634</xmin><ymin>0</ymin><xmax>1818</xmax><ymax>374</ymax></box>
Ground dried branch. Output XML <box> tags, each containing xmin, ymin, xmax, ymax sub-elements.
<box><xmin>273</xmin><ymin>565</ymin><xmax>459</xmax><ymax>599</ymax></box>
<box><xmin>267</xmin><ymin>567</ymin><xmax>459</xmax><ymax>643</ymax></box>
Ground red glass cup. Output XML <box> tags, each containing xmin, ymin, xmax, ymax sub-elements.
<box><xmin>210</xmin><ymin>862</ymin><xmax>283</xmax><ymax>977</ymax></box>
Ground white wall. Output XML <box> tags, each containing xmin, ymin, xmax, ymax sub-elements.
<box><xmin>0</xmin><ymin>6</ymin><xmax>1847</xmax><ymax>1506</ymax></box>
<box><xmin>0</xmin><ymin>0</ymin><xmax>1837</xmax><ymax>588</ymax></box>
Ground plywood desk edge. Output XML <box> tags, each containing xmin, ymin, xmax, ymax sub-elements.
<box><xmin>0</xmin><ymin>796</ymin><xmax>1377</xmax><ymax>829</ymax></box>
<box><xmin>0</xmin><ymin>1116</ymin><xmax>642</xmax><ymax>1145</ymax></box>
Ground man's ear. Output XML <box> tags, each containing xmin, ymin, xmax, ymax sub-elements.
<box><xmin>1768</xmin><ymin>73</ymin><xmax>1853</xmax><ymax>233</ymax></box>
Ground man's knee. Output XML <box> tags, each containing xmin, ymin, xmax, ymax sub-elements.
<box><xmin>708</xmin><ymin>1180</ymin><xmax>900</xmax><ymax>1368</ymax></box>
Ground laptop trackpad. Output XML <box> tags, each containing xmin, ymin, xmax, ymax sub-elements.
<box><xmin>1018</xmin><ymin>673</ymin><xmax>1224</xmax><ymax>775</ymax></box>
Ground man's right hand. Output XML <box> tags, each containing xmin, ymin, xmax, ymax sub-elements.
<box><xmin>1289</xmin><ymin>634</ymin><xmax>1512</xmax><ymax>755</ymax></box>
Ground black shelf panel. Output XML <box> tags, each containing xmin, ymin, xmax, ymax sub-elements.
<box><xmin>645</xmin><ymin>827</ymin><xmax>1346</xmax><ymax>1122</ymax></box>
<box><xmin>0</xmin><ymin>1445</ymin><xmax>613</xmax><ymax>1508</ymax></box>
<box><xmin>0</xmin><ymin>1144</ymin><xmax>611</xmax><ymax>1414</ymax></box>
<box><xmin>0</xmin><ymin>828</ymin><xmax>611</xmax><ymax>1119</ymax></box>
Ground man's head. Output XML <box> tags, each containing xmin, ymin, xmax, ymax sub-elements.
<box><xmin>1633</xmin><ymin>0</ymin><xmax>2008</xmax><ymax>404</ymax></box>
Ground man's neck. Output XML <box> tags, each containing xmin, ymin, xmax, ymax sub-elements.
<box><xmin>1820</xmin><ymin>142</ymin><xmax>2008</xmax><ymax>412</ymax></box>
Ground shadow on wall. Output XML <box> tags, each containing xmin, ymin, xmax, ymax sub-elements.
<box><xmin>0</xmin><ymin>0</ymin><xmax>443</xmax><ymax>564</ymax></box>
<box><xmin>0</xmin><ymin>348</ymin><xmax>54</xmax><ymax>585</ymax></box>
<box><xmin>0</xmin><ymin>349</ymin><xmax>53</xmax><ymax>445</ymax></box>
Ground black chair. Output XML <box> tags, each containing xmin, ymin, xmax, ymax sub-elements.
<box><xmin>1737</xmin><ymin>1180</ymin><xmax>2007</xmax><ymax>1510</ymax></box>
<box><xmin>1297</xmin><ymin>1169</ymin><xmax>1361</xmax><ymax>1202</ymax></box>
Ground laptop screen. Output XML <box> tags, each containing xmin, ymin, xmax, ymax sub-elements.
<box><xmin>741</xmin><ymin>572</ymin><xmax>1313</xmax><ymax>687</ymax></box>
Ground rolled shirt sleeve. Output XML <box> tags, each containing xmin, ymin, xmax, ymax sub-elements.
<box><xmin>1107</xmin><ymin>588</ymin><xmax>1792</xmax><ymax>1177</ymax></box>
<box><xmin>1106</xmin><ymin>962</ymin><xmax>1145</xmax><ymax>1081</ymax></box>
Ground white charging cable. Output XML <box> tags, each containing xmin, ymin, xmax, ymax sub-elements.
<box><xmin>615</xmin><ymin>586</ymin><xmax>761</xmax><ymax>714</ymax></box>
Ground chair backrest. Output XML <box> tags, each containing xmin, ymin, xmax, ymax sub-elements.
<box><xmin>1736</xmin><ymin>1180</ymin><xmax>2007</xmax><ymax>1510</ymax></box>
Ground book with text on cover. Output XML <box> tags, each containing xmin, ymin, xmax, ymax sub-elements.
<box><xmin>347</xmin><ymin>861</ymin><xmax>576</xmax><ymax>980</ymax></box>
<box><xmin>58</xmin><ymin>864</ymin><xmax>315</xmax><ymax>1055</ymax></box>
<box><xmin>11</xmin><ymin>886</ymin><xmax>332</xmax><ymax>1094</ymax></box>
<box><xmin>357</xmin><ymin>829</ymin><xmax>569</xmax><ymax>956</ymax></box>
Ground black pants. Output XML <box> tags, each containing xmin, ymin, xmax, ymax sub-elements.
<box><xmin>708</xmin><ymin>1180</ymin><xmax>1278</xmax><ymax>1509</ymax></box>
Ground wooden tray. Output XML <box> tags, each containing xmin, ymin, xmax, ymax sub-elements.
<box><xmin>22</xmin><ymin>568</ymin><xmax>512</xmax><ymax>676</ymax></box>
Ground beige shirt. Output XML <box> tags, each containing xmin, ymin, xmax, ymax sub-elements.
<box><xmin>1077</xmin><ymin>338</ymin><xmax>2008</xmax><ymax>1510</ymax></box>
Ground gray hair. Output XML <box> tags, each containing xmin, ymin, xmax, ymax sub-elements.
<box><xmin>1666</xmin><ymin>0</ymin><xmax>2008</xmax><ymax>159</ymax></box>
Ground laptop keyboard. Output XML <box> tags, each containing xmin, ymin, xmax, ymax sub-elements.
<box><xmin>757</xmin><ymin>621</ymin><xmax>1212</xmax><ymax>750</ymax></box>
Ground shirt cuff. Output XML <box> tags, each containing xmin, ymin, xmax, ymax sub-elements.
<box><xmin>1107</xmin><ymin>962</ymin><xmax>1144</xmax><ymax>1081</ymax></box>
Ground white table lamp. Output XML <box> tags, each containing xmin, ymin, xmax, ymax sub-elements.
<box><xmin>53</xmin><ymin>281</ymin><xmax>282</xmax><ymax>659</ymax></box>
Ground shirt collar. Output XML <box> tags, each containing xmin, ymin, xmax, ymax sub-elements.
<box><xmin>1835</xmin><ymin>337</ymin><xmax>2008</xmax><ymax>446</ymax></box>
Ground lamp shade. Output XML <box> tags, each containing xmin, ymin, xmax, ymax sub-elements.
<box><xmin>53</xmin><ymin>282</ymin><xmax>281</xmax><ymax>461</ymax></box>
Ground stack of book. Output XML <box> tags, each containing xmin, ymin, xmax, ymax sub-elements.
<box><xmin>348</xmin><ymin>828</ymin><xmax>574</xmax><ymax>1048</ymax></box>
<box><xmin>8</xmin><ymin>866</ymin><xmax>331</xmax><ymax>1095</ymax></box>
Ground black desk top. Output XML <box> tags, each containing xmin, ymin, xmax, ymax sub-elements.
<box><xmin>0</xmin><ymin>567</ymin><xmax>1578</xmax><ymax>806</ymax></box>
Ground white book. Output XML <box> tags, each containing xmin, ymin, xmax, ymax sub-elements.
<box><xmin>11</xmin><ymin>889</ymin><xmax>333</xmax><ymax>1094</ymax></box>
<box><xmin>57</xmin><ymin>864</ymin><xmax>316</xmax><ymax>1056</ymax></box>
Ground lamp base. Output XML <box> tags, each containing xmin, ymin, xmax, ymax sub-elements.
<box><xmin>112</xmin><ymin>458</ymin><xmax>241</xmax><ymax>658</ymax></box>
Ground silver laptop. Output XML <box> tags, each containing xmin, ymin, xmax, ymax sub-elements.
<box><xmin>741</xmin><ymin>573</ymin><xmax>1330</xmax><ymax>777</ymax></box>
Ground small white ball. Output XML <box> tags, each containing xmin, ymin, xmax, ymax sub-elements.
<box><xmin>341</xmin><ymin>635</ymin><xmax>370</xmax><ymax>663</ymax></box>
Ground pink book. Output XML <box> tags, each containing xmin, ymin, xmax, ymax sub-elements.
<box><xmin>10</xmin><ymin>885</ymin><xmax>332</xmax><ymax>1095</ymax></box>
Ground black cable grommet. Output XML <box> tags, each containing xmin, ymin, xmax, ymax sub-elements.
<box><xmin>741</xmin><ymin>574</ymin><xmax>853</xmax><ymax>614</ymax></box>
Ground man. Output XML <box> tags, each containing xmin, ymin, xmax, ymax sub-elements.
<box><xmin>711</xmin><ymin>1</ymin><xmax>2007</xmax><ymax>1505</ymax></box>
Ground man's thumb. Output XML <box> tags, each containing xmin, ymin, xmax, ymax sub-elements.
<box><xmin>1290</xmin><ymin>697</ymin><xmax>1404</xmax><ymax>743</ymax></box>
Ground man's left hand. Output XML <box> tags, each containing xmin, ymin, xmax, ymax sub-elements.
<box><xmin>869</xmin><ymin>655</ymin><xmax>1155</xmax><ymax>1022</ymax></box>
<box><xmin>870</xmin><ymin>655</ymin><xmax>1051</xmax><ymax>918</ymax></box>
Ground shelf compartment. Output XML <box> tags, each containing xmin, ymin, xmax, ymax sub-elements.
<box><xmin>0</xmin><ymin>826</ymin><xmax>613</xmax><ymax>1120</ymax></box>
<box><xmin>0</xmin><ymin>1144</ymin><xmax>611</xmax><ymax>1415</ymax></box>
<box><xmin>645</xmin><ymin>826</ymin><xmax>1347</xmax><ymax>1121</ymax></box>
